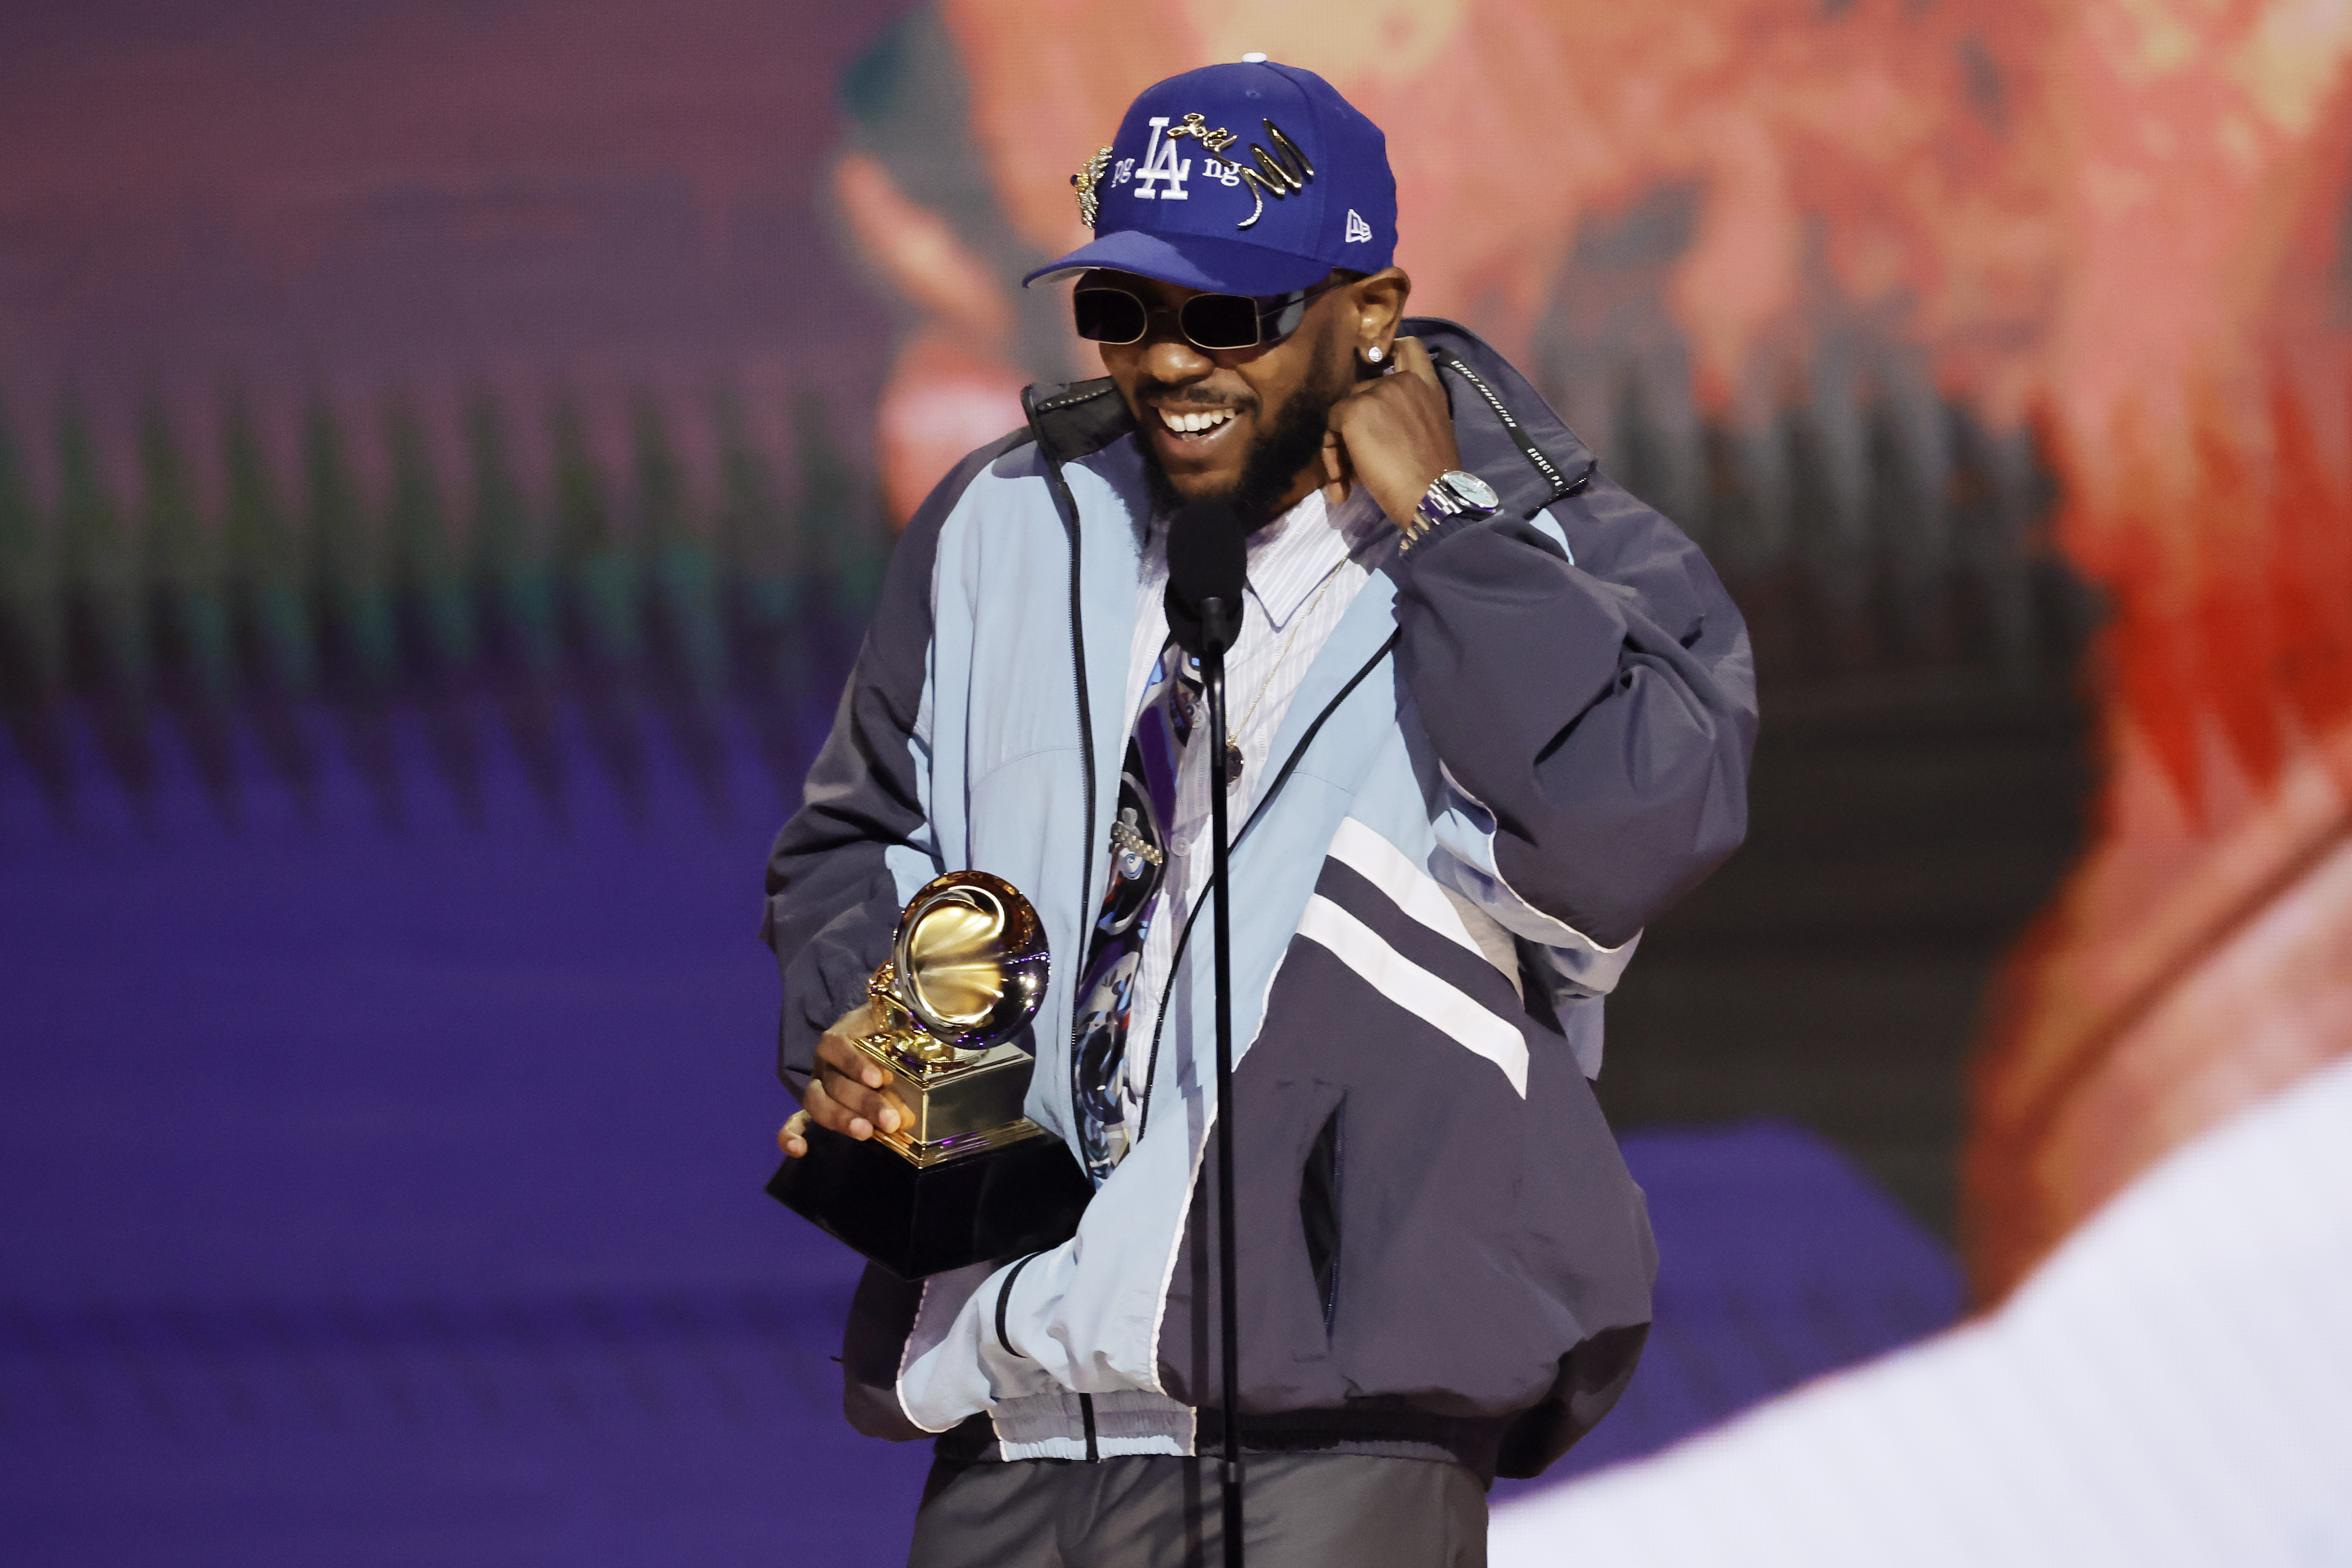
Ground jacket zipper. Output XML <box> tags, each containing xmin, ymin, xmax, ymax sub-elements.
<box><xmin>1029</xmin><ymin>431</ymin><xmax>1099</xmax><ymax>1060</ymax></box>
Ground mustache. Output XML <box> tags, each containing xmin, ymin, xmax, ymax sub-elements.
<box><xmin>1140</xmin><ymin>385</ymin><xmax>1257</xmax><ymax>414</ymax></box>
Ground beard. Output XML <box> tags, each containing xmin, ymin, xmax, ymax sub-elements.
<box><xmin>1137</xmin><ymin>327</ymin><xmax>1349</xmax><ymax>532</ymax></box>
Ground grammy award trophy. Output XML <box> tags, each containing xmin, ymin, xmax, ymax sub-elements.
<box><xmin>766</xmin><ymin>871</ymin><xmax>1093</xmax><ymax>1278</ymax></box>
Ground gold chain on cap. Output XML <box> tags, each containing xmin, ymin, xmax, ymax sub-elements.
<box><xmin>1163</xmin><ymin>114</ymin><xmax>1314</xmax><ymax>230</ymax></box>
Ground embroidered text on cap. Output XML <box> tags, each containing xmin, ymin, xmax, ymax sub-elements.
<box><xmin>1161</xmin><ymin>113</ymin><xmax>1314</xmax><ymax>230</ymax></box>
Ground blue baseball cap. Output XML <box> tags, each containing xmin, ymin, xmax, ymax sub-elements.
<box><xmin>1023</xmin><ymin>59</ymin><xmax>1397</xmax><ymax>298</ymax></box>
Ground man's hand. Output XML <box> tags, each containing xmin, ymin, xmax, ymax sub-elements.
<box><xmin>776</xmin><ymin>1001</ymin><xmax>911</xmax><ymax>1158</ymax></box>
<box><xmin>1321</xmin><ymin>336</ymin><xmax>1460</xmax><ymax>528</ymax></box>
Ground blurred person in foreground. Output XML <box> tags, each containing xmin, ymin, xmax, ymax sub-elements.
<box><xmin>765</xmin><ymin>60</ymin><xmax>1754</xmax><ymax>1567</ymax></box>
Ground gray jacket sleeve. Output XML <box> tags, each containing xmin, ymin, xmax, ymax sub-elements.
<box><xmin>760</xmin><ymin>433</ymin><xmax>1028</xmax><ymax>1094</ymax></box>
<box><xmin>1388</xmin><ymin>472</ymin><xmax>1757</xmax><ymax>950</ymax></box>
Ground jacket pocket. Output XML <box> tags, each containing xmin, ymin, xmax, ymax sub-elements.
<box><xmin>1299</xmin><ymin>1099</ymin><xmax>1344</xmax><ymax>1338</ymax></box>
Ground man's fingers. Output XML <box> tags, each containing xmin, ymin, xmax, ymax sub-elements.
<box><xmin>1321</xmin><ymin>428</ymin><xmax>1352</xmax><ymax>501</ymax></box>
<box><xmin>778</xmin><ymin>1109</ymin><xmax>811</xmax><ymax>1158</ymax></box>
<box><xmin>799</xmin><ymin>1077</ymin><xmax>875</xmax><ymax>1141</ymax></box>
<box><xmin>796</xmin><ymin>999</ymin><xmax>910</xmax><ymax>1143</ymax></box>
<box><xmin>1322</xmin><ymin>335</ymin><xmax>1463</xmax><ymax>529</ymax></box>
<box><xmin>815</xmin><ymin>1014</ymin><xmax>905</xmax><ymax>1123</ymax></box>
<box><xmin>815</xmin><ymin>1062</ymin><xmax>909</xmax><ymax>1137</ymax></box>
<box><xmin>817</xmin><ymin>1026</ymin><xmax>890</xmax><ymax>1092</ymax></box>
<box><xmin>802</xmin><ymin>1077</ymin><xmax>850</xmax><ymax>1134</ymax></box>
<box><xmin>1392</xmin><ymin>334</ymin><xmax>1443</xmax><ymax>390</ymax></box>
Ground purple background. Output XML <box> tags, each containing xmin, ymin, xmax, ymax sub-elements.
<box><xmin>0</xmin><ymin>713</ymin><xmax>1960</xmax><ymax>1564</ymax></box>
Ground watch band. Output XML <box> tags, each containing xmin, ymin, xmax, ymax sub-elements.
<box><xmin>1405</xmin><ymin>470</ymin><xmax>1501</xmax><ymax>547</ymax></box>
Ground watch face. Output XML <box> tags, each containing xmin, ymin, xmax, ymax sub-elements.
<box><xmin>1446</xmin><ymin>470</ymin><xmax>1500</xmax><ymax>510</ymax></box>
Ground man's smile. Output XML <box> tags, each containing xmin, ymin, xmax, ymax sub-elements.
<box><xmin>1146</xmin><ymin>400</ymin><xmax>1250</xmax><ymax>466</ymax></box>
<box><xmin>1158</xmin><ymin>406</ymin><xmax>1237</xmax><ymax>436</ymax></box>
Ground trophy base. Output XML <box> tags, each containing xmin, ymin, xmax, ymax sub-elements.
<box><xmin>766</xmin><ymin>1119</ymin><xmax>1094</xmax><ymax>1279</ymax></box>
<box><xmin>871</xmin><ymin>1116</ymin><xmax>1057</xmax><ymax>1167</ymax></box>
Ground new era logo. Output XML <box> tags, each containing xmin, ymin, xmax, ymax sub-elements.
<box><xmin>1344</xmin><ymin>209</ymin><xmax>1372</xmax><ymax>244</ymax></box>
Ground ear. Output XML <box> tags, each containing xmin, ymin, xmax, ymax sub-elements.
<box><xmin>1350</xmin><ymin>268</ymin><xmax>1412</xmax><ymax>366</ymax></box>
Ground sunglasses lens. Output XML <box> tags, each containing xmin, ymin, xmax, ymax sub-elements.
<box><xmin>1177</xmin><ymin>294</ymin><xmax>1261</xmax><ymax>351</ymax></box>
<box><xmin>1073</xmin><ymin>289</ymin><xmax>1148</xmax><ymax>343</ymax></box>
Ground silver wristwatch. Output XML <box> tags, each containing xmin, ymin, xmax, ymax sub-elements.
<box><xmin>1406</xmin><ymin>469</ymin><xmax>1501</xmax><ymax>546</ymax></box>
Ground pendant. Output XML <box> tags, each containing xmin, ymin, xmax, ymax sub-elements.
<box><xmin>1223</xmin><ymin>740</ymin><xmax>1245</xmax><ymax>787</ymax></box>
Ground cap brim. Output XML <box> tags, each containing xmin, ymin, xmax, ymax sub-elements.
<box><xmin>1022</xmin><ymin>229</ymin><xmax>1335</xmax><ymax>296</ymax></box>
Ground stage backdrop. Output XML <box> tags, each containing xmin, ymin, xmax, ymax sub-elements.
<box><xmin>3</xmin><ymin>0</ymin><xmax>2349</xmax><ymax>1559</ymax></box>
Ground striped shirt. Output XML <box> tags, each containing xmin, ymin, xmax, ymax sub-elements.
<box><xmin>1117</xmin><ymin>483</ymin><xmax>1395</xmax><ymax>1117</ymax></box>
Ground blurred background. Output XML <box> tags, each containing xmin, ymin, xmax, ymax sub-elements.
<box><xmin>3</xmin><ymin>2</ymin><xmax>2347</xmax><ymax>1563</ymax></box>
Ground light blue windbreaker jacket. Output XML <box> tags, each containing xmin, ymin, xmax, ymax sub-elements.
<box><xmin>762</xmin><ymin>320</ymin><xmax>1756</xmax><ymax>1482</ymax></box>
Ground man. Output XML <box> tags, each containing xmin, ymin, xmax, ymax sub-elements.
<box><xmin>765</xmin><ymin>59</ymin><xmax>1754</xmax><ymax>1566</ymax></box>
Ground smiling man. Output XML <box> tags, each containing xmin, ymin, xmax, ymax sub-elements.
<box><xmin>764</xmin><ymin>60</ymin><xmax>1756</xmax><ymax>1567</ymax></box>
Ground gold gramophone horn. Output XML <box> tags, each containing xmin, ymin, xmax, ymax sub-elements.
<box><xmin>867</xmin><ymin>872</ymin><xmax>1049</xmax><ymax>1067</ymax></box>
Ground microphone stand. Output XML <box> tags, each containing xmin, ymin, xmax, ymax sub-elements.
<box><xmin>1199</xmin><ymin>593</ymin><xmax>1244</xmax><ymax>1568</ymax></box>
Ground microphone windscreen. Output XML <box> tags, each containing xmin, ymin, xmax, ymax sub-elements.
<box><xmin>1164</xmin><ymin>498</ymin><xmax>1246</xmax><ymax>656</ymax></box>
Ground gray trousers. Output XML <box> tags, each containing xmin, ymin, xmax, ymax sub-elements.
<box><xmin>904</xmin><ymin>1452</ymin><xmax>1488</xmax><ymax>1568</ymax></box>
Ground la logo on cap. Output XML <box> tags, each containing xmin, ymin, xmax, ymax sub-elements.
<box><xmin>1027</xmin><ymin>59</ymin><xmax>1399</xmax><ymax>298</ymax></box>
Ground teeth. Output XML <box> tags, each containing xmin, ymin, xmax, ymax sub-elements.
<box><xmin>1160</xmin><ymin>407</ymin><xmax>1235</xmax><ymax>435</ymax></box>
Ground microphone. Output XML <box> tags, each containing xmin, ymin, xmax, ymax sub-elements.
<box><xmin>1164</xmin><ymin>497</ymin><xmax>1247</xmax><ymax>658</ymax></box>
<box><xmin>1162</xmin><ymin>493</ymin><xmax>1250</xmax><ymax>1568</ymax></box>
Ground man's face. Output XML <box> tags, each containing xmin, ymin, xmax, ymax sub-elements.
<box><xmin>1089</xmin><ymin>270</ymin><xmax>1355</xmax><ymax>529</ymax></box>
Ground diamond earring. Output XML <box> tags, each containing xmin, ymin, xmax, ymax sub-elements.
<box><xmin>1366</xmin><ymin>344</ymin><xmax>1384</xmax><ymax>363</ymax></box>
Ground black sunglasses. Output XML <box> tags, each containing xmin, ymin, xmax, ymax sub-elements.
<box><xmin>1072</xmin><ymin>277</ymin><xmax>1346</xmax><ymax>352</ymax></box>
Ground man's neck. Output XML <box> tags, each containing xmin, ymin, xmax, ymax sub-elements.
<box><xmin>1246</xmin><ymin>468</ymin><xmax>1327</xmax><ymax>535</ymax></box>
